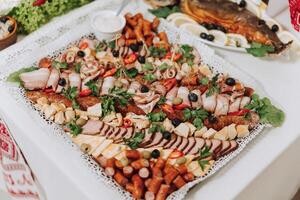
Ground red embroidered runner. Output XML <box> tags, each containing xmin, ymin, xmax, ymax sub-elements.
<box><xmin>0</xmin><ymin>119</ymin><xmax>43</xmax><ymax>200</ymax></box>
<box><xmin>289</xmin><ymin>0</ymin><xmax>300</xmax><ymax>31</ymax></box>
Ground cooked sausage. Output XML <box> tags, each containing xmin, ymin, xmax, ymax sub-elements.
<box><xmin>105</xmin><ymin>167</ymin><xmax>115</xmax><ymax>176</ymax></box>
<box><xmin>145</xmin><ymin>191</ymin><xmax>155</xmax><ymax>200</ymax></box>
<box><xmin>176</xmin><ymin>165</ymin><xmax>188</xmax><ymax>175</ymax></box>
<box><xmin>173</xmin><ymin>175</ymin><xmax>186</xmax><ymax>189</ymax></box>
<box><xmin>139</xmin><ymin>167</ymin><xmax>150</xmax><ymax>179</ymax></box>
<box><xmin>123</xmin><ymin>166</ymin><xmax>134</xmax><ymax>178</ymax></box>
<box><xmin>132</xmin><ymin>174</ymin><xmax>145</xmax><ymax>199</ymax></box>
<box><xmin>183</xmin><ymin>172</ymin><xmax>195</xmax><ymax>182</ymax></box>
<box><xmin>131</xmin><ymin>159</ymin><xmax>150</xmax><ymax>170</ymax></box>
<box><xmin>156</xmin><ymin>184</ymin><xmax>170</xmax><ymax>200</ymax></box>
<box><xmin>163</xmin><ymin>167</ymin><xmax>179</xmax><ymax>185</ymax></box>
<box><xmin>154</xmin><ymin>158</ymin><xmax>166</xmax><ymax>169</ymax></box>
<box><xmin>125</xmin><ymin>150</ymin><xmax>140</xmax><ymax>160</ymax></box>
<box><xmin>95</xmin><ymin>156</ymin><xmax>107</xmax><ymax>168</ymax></box>
<box><xmin>114</xmin><ymin>171</ymin><xmax>128</xmax><ymax>187</ymax></box>
<box><xmin>148</xmin><ymin>177</ymin><xmax>163</xmax><ymax>194</ymax></box>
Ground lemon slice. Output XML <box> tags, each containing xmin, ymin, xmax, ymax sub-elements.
<box><xmin>208</xmin><ymin>30</ymin><xmax>228</xmax><ymax>46</ymax></box>
<box><xmin>265</xmin><ymin>18</ymin><xmax>282</xmax><ymax>32</ymax></box>
<box><xmin>170</xmin><ymin>16</ymin><xmax>198</xmax><ymax>28</ymax></box>
<box><xmin>180</xmin><ymin>23</ymin><xmax>208</xmax><ymax>36</ymax></box>
<box><xmin>226</xmin><ymin>33</ymin><xmax>250</xmax><ymax>48</ymax></box>
<box><xmin>277</xmin><ymin>31</ymin><xmax>300</xmax><ymax>53</ymax></box>
<box><xmin>246</xmin><ymin>1</ymin><xmax>261</xmax><ymax>18</ymax></box>
<box><xmin>166</xmin><ymin>13</ymin><xmax>190</xmax><ymax>22</ymax></box>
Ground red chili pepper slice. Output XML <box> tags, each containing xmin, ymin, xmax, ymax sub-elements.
<box><xmin>79</xmin><ymin>89</ymin><xmax>92</xmax><ymax>97</ymax></box>
<box><xmin>161</xmin><ymin>104</ymin><xmax>174</xmax><ymax>114</ymax></box>
<box><xmin>38</xmin><ymin>57</ymin><xmax>52</xmax><ymax>68</ymax></box>
<box><xmin>164</xmin><ymin>52</ymin><xmax>182</xmax><ymax>61</ymax></box>
<box><xmin>173</xmin><ymin>103</ymin><xmax>189</xmax><ymax>110</ymax></box>
<box><xmin>123</xmin><ymin>118</ymin><xmax>132</xmax><ymax>128</ymax></box>
<box><xmin>169</xmin><ymin>150</ymin><xmax>184</xmax><ymax>159</ymax></box>
<box><xmin>162</xmin><ymin>78</ymin><xmax>177</xmax><ymax>91</ymax></box>
<box><xmin>124</xmin><ymin>53</ymin><xmax>137</xmax><ymax>65</ymax></box>
<box><xmin>32</xmin><ymin>0</ymin><xmax>46</xmax><ymax>6</ymax></box>
<box><xmin>103</xmin><ymin>67</ymin><xmax>117</xmax><ymax>78</ymax></box>
<box><xmin>79</xmin><ymin>42</ymin><xmax>89</xmax><ymax>50</ymax></box>
<box><xmin>228</xmin><ymin>109</ymin><xmax>251</xmax><ymax>116</ymax></box>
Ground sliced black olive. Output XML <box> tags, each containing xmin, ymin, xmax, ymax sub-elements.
<box><xmin>141</xmin><ymin>85</ymin><xmax>149</xmax><ymax>93</ymax></box>
<box><xmin>206</xmin><ymin>24</ymin><xmax>215</xmax><ymax>30</ymax></box>
<box><xmin>77</xmin><ymin>50</ymin><xmax>85</xmax><ymax>57</ymax></box>
<box><xmin>271</xmin><ymin>24</ymin><xmax>279</xmax><ymax>32</ymax></box>
<box><xmin>137</xmin><ymin>55</ymin><xmax>146</xmax><ymax>64</ymax></box>
<box><xmin>239</xmin><ymin>0</ymin><xmax>247</xmax><ymax>8</ymax></box>
<box><xmin>0</xmin><ymin>17</ymin><xmax>8</xmax><ymax>23</ymax></box>
<box><xmin>258</xmin><ymin>19</ymin><xmax>266</xmax><ymax>26</ymax></box>
<box><xmin>58</xmin><ymin>78</ymin><xmax>66</xmax><ymax>86</ymax></box>
<box><xmin>172</xmin><ymin>118</ymin><xmax>182</xmax><ymax>127</ymax></box>
<box><xmin>202</xmin><ymin>22</ymin><xmax>209</xmax><ymax>29</ymax></box>
<box><xmin>112</xmin><ymin>50</ymin><xmax>119</xmax><ymax>57</ymax></box>
<box><xmin>7</xmin><ymin>25</ymin><xmax>14</xmax><ymax>33</ymax></box>
<box><xmin>216</xmin><ymin>25</ymin><xmax>227</xmax><ymax>33</ymax></box>
<box><xmin>188</xmin><ymin>93</ymin><xmax>198</xmax><ymax>102</ymax></box>
<box><xmin>162</xmin><ymin>131</ymin><xmax>172</xmax><ymax>140</ymax></box>
<box><xmin>208</xmin><ymin>115</ymin><xmax>218</xmax><ymax>123</ymax></box>
<box><xmin>151</xmin><ymin>149</ymin><xmax>160</xmax><ymax>158</ymax></box>
<box><xmin>129</xmin><ymin>43</ymin><xmax>139</xmax><ymax>52</ymax></box>
<box><xmin>200</xmin><ymin>32</ymin><xmax>208</xmax><ymax>39</ymax></box>
<box><xmin>207</xmin><ymin>34</ymin><xmax>215</xmax><ymax>41</ymax></box>
<box><xmin>225</xmin><ymin>77</ymin><xmax>236</xmax><ymax>86</ymax></box>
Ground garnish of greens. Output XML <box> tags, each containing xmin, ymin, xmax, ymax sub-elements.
<box><xmin>95</xmin><ymin>41</ymin><xmax>108</xmax><ymax>52</ymax></box>
<box><xmin>85</xmin><ymin>80</ymin><xmax>99</xmax><ymax>96</ymax></box>
<box><xmin>147</xmin><ymin>111</ymin><xmax>167</xmax><ymax>122</ymax></box>
<box><xmin>148</xmin><ymin>5</ymin><xmax>181</xmax><ymax>18</ymax></box>
<box><xmin>198</xmin><ymin>145</ymin><xmax>212</xmax><ymax>170</ymax></box>
<box><xmin>125</xmin><ymin>68</ymin><xmax>138</xmax><ymax>78</ymax></box>
<box><xmin>101</xmin><ymin>87</ymin><xmax>133</xmax><ymax>116</ymax></box>
<box><xmin>183</xmin><ymin>108</ymin><xmax>209</xmax><ymax>129</ymax></box>
<box><xmin>199</xmin><ymin>77</ymin><xmax>209</xmax><ymax>85</ymax></box>
<box><xmin>142</xmin><ymin>63</ymin><xmax>154</xmax><ymax>72</ymax></box>
<box><xmin>74</xmin><ymin>63</ymin><xmax>81</xmax><ymax>73</ymax></box>
<box><xmin>245</xmin><ymin>94</ymin><xmax>285</xmax><ymax>127</ymax></box>
<box><xmin>124</xmin><ymin>132</ymin><xmax>145</xmax><ymax>149</ymax></box>
<box><xmin>144</xmin><ymin>74</ymin><xmax>157</xmax><ymax>82</ymax></box>
<box><xmin>206</xmin><ymin>74</ymin><xmax>220</xmax><ymax>97</ymax></box>
<box><xmin>149</xmin><ymin>46</ymin><xmax>167</xmax><ymax>58</ymax></box>
<box><xmin>157</xmin><ymin>96</ymin><xmax>167</xmax><ymax>106</ymax></box>
<box><xmin>52</xmin><ymin>61</ymin><xmax>67</xmax><ymax>69</ymax></box>
<box><xmin>149</xmin><ymin>124</ymin><xmax>165</xmax><ymax>134</ymax></box>
<box><xmin>246</xmin><ymin>42</ymin><xmax>275</xmax><ymax>57</ymax></box>
<box><xmin>62</xmin><ymin>86</ymin><xmax>80</xmax><ymax>109</ymax></box>
<box><xmin>67</xmin><ymin>121</ymin><xmax>82</xmax><ymax>136</ymax></box>
<box><xmin>158</xmin><ymin>63</ymin><xmax>169</xmax><ymax>71</ymax></box>
<box><xmin>7</xmin><ymin>67</ymin><xmax>38</xmax><ymax>84</ymax></box>
<box><xmin>179</xmin><ymin>44</ymin><xmax>195</xmax><ymax>66</ymax></box>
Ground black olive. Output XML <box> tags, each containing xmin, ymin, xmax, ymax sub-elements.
<box><xmin>271</xmin><ymin>24</ymin><xmax>279</xmax><ymax>32</ymax></box>
<box><xmin>112</xmin><ymin>50</ymin><xmax>119</xmax><ymax>57</ymax></box>
<box><xmin>225</xmin><ymin>77</ymin><xmax>236</xmax><ymax>86</ymax></box>
<box><xmin>207</xmin><ymin>34</ymin><xmax>215</xmax><ymax>41</ymax></box>
<box><xmin>58</xmin><ymin>78</ymin><xmax>66</xmax><ymax>86</ymax></box>
<box><xmin>137</xmin><ymin>55</ymin><xmax>146</xmax><ymax>64</ymax></box>
<box><xmin>202</xmin><ymin>22</ymin><xmax>209</xmax><ymax>29</ymax></box>
<box><xmin>129</xmin><ymin>43</ymin><xmax>139</xmax><ymax>52</ymax></box>
<box><xmin>172</xmin><ymin>118</ymin><xmax>182</xmax><ymax>127</ymax></box>
<box><xmin>258</xmin><ymin>19</ymin><xmax>266</xmax><ymax>26</ymax></box>
<box><xmin>0</xmin><ymin>17</ymin><xmax>8</xmax><ymax>23</ymax></box>
<box><xmin>200</xmin><ymin>32</ymin><xmax>208</xmax><ymax>39</ymax></box>
<box><xmin>216</xmin><ymin>25</ymin><xmax>227</xmax><ymax>33</ymax></box>
<box><xmin>77</xmin><ymin>50</ymin><xmax>85</xmax><ymax>57</ymax></box>
<box><xmin>239</xmin><ymin>0</ymin><xmax>247</xmax><ymax>8</ymax></box>
<box><xmin>206</xmin><ymin>24</ymin><xmax>215</xmax><ymax>30</ymax></box>
<box><xmin>151</xmin><ymin>149</ymin><xmax>160</xmax><ymax>158</ymax></box>
<box><xmin>7</xmin><ymin>25</ymin><xmax>14</xmax><ymax>33</ymax></box>
<box><xmin>188</xmin><ymin>93</ymin><xmax>198</xmax><ymax>102</ymax></box>
<box><xmin>162</xmin><ymin>131</ymin><xmax>172</xmax><ymax>140</ymax></box>
<box><xmin>141</xmin><ymin>85</ymin><xmax>149</xmax><ymax>93</ymax></box>
<box><xmin>208</xmin><ymin>115</ymin><xmax>218</xmax><ymax>123</ymax></box>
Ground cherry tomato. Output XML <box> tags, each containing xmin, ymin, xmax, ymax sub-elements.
<box><xmin>103</xmin><ymin>67</ymin><xmax>117</xmax><ymax>78</ymax></box>
<box><xmin>124</xmin><ymin>53</ymin><xmax>137</xmax><ymax>65</ymax></box>
<box><xmin>32</xmin><ymin>0</ymin><xmax>46</xmax><ymax>6</ymax></box>
<box><xmin>161</xmin><ymin>104</ymin><xmax>174</xmax><ymax>114</ymax></box>
<box><xmin>79</xmin><ymin>89</ymin><xmax>92</xmax><ymax>97</ymax></box>
<box><xmin>173</xmin><ymin>103</ymin><xmax>189</xmax><ymax>110</ymax></box>
<box><xmin>169</xmin><ymin>149</ymin><xmax>184</xmax><ymax>159</ymax></box>
<box><xmin>38</xmin><ymin>57</ymin><xmax>52</xmax><ymax>68</ymax></box>
<box><xmin>162</xmin><ymin>78</ymin><xmax>177</xmax><ymax>91</ymax></box>
<box><xmin>79</xmin><ymin>42</ymin><xmax>89</xmax><ymax>50</ymax></box>
<box><xmin>164</xmin><ymin>52</ymin><xmax>182</xmax><ymax>61</ymax></box>
<box><xmin>123</xmin><ymin>118</ymin><xmax>132</xmax><ymax>128</ymax></box>
<box><xmin>228</xmin><ymin>109</ymin><xmax>251</xmax><ymax>116</ymax></box>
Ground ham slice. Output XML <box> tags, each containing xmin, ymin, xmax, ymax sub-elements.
<box><xmin>108</xmin><ymin>128</ymin><xmax>121</xmax><ymax>139</ymax></box>
<box><xmin>170</xmin><ymin>136</ymin><xmax>182</xmax><ymax>149</ymax></box>
<box><xmin>165</xmin><ymin>86</ymin><xmax>178</xmax><ymax>105</ymax></box>
<box><xmin>220</xmin><ymin>141</ymin><xmax>238</xmax><ymax>157</ymax></box>
<box><xmin>177</xmin><ymin>86</ymin><xmax>190</xmax><ymax>106</ymax></box>
<box><xmin>215</xmin><ymin>94</ymin><xmax>229</xmax><ymax>116</ymax></box>
<box><xmin>113</xmin><ymin>128</ymin><xmax>127</xmax><ymax>142</ymax></box>
<box><xmin>209</xmin><ymin>139</ymin><xmax>222</xmax><ymax>154</ymax></box>
<box><xmin>140</xmin><ymin>131</ymin><xmax>155</xmax><ymax>147</ymax></box>
<box><xmin>82</xmin><ymin>120</ymin><xmax>103</xmax><ymax>135</ymax></box>
<box><xmin>99</xmin><ymin>124</ymin><xmax>110</xmax><ymax>136</ymax></box>
<box><xmin>182</xmin><ymin>137</ymin><xmax>196</xmax><ymax>155</ymax></box>
<box><xmin>20</xmin><ymin>68</ymin><xmax>50</xmax><ymax>90</ymax></box>
<box><xmin>177</xmin><ymin>137</ymin><xmax>189</xmax><ymax>151</ymax></box>
<box><xmin>145</xmin><ymin>132</ymin><xmax>163</xmax><ymax>148</ymax></box>
<box><xmin>69</xmin><ymin>72</ymin><xmax>81</xmax><ymax>91</ymax></box>
<box><xmin>188</xmin><ymin>138</ymin><xmax>205</xmax><ymax>155</ymax></box>
<box><xmin>101</xmin><ymin>77</ymin><xmax>116</xmax><ymax>95</ymax></box>
<box><xmin>215</xmin><ymin>140</ymin><xmax>231</xmax><ymax>158</ymax></box>
<box><xmin>202</xmin><ymin>92</ymin><xmax>217</xmax><ymax>113</ymax></box>
<box><xmin>164</xmin><ymin>134</ymin><xmax>177</xmax><ymax>148</ymax></box>
<box><xmin>46</xmin><ymin>68</ymin><xmax>60</xmax><ymax>90</ymax></box>
<box><xmin>228</xmin><ymin>97</ymin><xmax>242</xmax><ymax>113</ymax></box>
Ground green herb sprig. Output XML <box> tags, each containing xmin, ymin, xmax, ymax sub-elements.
<box><xmin>124</xmin><ymin>132</ymin><xmax>145</xmax><ymax>149</ymax></box>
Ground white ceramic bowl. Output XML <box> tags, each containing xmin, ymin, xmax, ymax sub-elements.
<box><xmin>90</xmin><ymin>10</ymin><xmax>126</xmax><ymax>40</ymax></box>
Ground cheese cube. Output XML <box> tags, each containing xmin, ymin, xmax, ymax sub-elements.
<box><xmin>214</xmin><ymin>126</ymin><xmax>228</xmax><ymax>141</ymax></box>
<box><xmin>237</xmin><ymin>125</ymin><xmax>250</xmax><ymax>138</ymax></box>
<box><xmin>202</xmin><ymin>128</ymin><xmax>217</xmax><ymax>139</ymax></box>
<box><xmin>101</xmin><ymin>144</ymin><xmax>126</xmax><ymax>159</ymax></box>
<box><xmin>185</xmin><ymin>122</ymin><xmax>197</xmax><ymax>136</ymax></box>
<box><xmin>194</xmin><ymin>127</ymin><xmax>207</xmax><ymax>138</ymax></box>
<box><xmin>228</xmin><ymin>124</ymin><xmax>238</xmax><ymax>140</ymax></box>
<box><xmin>87</xmin><ymin>103</ymin><xmax>102</xmax><ymax>117</ymax></box>
<box><xmin>91</xmin><ymin>139</ymin><xmax>113</xmax><ymax>158</ymax></box>
<box><xmin>174</xmin><ymin>123</ymin><xmax>190</xmax><ymax>138</ymax></box>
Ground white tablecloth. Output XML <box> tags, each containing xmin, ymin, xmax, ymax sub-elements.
<box><xmin>0</xmin><ymin>2</ymin><xmax>299</xmax><ymax>200</ymax></box>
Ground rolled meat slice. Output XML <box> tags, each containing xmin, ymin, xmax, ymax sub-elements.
<box><xmin>101</xmin><ymin>76</ymin><xmax>116</xmax><ymax>95</ymax></box>
<box><xmin>191</xmin><ymin>89</ymin><xmax>202</xmax><ymax>109</ymax></box>
<box><xmin>46</xmin><ymin>68</ymin><xmax>60</xmax><ymax>90</ymax></box>
<box><xmin>240</xmin><ymin>96</ymin><xmax>251</xmax><ymax>109</ymax></box>
<box><xmin>165</xmin><ymin>86</ymin><xmax>178</xmax><ymax>105</ymax></box>
<box><xmin>127</xmin><ymin>81</ymin><xmax>141</xmax><ymax>94</ymax></box>
<box><xmin>19</xmin><ymin>68</ymin><xmax>50</xmax><ymax>90</ymax></box>
<box><xmin>228</xmin><ymin>97</ymin><xmax>242</xmax><ymax>113</ymax></box>
<box><xmin>177</xmin><ymin>86</ymin><xmax>190</xmax><ymax>106</ymax></box>
<box><xmin>201</xmin><ymin>92</ymin><xmax>217</xmax><ymax>113</ymax></box>
<box><xmin>215</xmin><ymin>94</ymin><xmax>230</xmax><ymax>116</ymax></box>
<box><xmin>69</xmin><ymin>72</ymin><xmax>81</xmax><ymax>91</ymax></box>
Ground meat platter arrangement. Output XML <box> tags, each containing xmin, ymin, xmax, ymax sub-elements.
<box><xmin>5</xmin><ymin>11</ymin><xmax>284</xmax><ymax>200</ymax></box>
<box><xmin>146</xmin><ymin>0</ymin><xmax>300</xmax><ymax>57</ymax></box>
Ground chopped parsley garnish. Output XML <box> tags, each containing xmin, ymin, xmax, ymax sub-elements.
<box><xmin>109</xmin><ymin>87</ymin><xmax>132</xmax><ymax>106</ymax></box>
<box><xmin>144</xmin><ymin>74</ymin><xmax>157</xmax><ymax>82</ymax></box>
<box><xmin>74</xmin><ymin>63</ymin><xmax>81</xmax><ymax>73</ymax></box>
<box><xmin>246</xmin><ymin>42</ymin><xmax>275</xmax><ymax>57</ymax></box>
<box><xmin>158</xmin><ymin>63</ymin><xmax>169</xmax><ymax>71</ymax></box>
<box><xmin>199</xmin><ymin>160</ymin><xmax>210</xmax><ymax>171</ymax></box>
<box><xmin>183</xmin><ymin>108</ymin><xmax>208</xmax><ymax>129</ymax></box>
<box><xmin>125</xmin><ymin>68</ymin><xmax>138</xmax><ymax>78</ymax></box>
<box><xmin>52</xmin><ymin>61</ymin><xmax>67</xmax><ymax>69</ymax></box>
<box><xmin>124</xmin><ymin>132</ymin><xmax>145</xmax><ymax>149</ymax></box>
<box><xmin>193</xmin><ymin>118</ymin><xmax>204</xmax><ymax>129</ymax></box>
<box><xmin>85</xmin><ymin>80</ymin><xmax>98</xmax><ymax>96</ymax></box>
<box><xmin>149</xmin><ymin>124</ymin><xmax>165</xmax><ymax>134</ymax></box>
<box><xmin>157</xmin><ymin>96</ymin><xmax>167</xmax><ymax>106</ymax></box>
<box><xmin>142</xmin><ymin>63</ymin><xmax>154</xmax><ymax>71</ymax></box>
<box><xmin>114</xmin><ymin>68</ymin><xmax>122</xmax><ymax>78</ymax></box>
<box><xmin>67</xmin><ymin>121</ymin><xmax>82</xmax><ymax>136</ymax></box>
<box><xmin>200</xmin><ymin>145</ymin><xmax>212</xmax><ymax>158</ymax></box>
<box><xmin>63</xmin><ymin>86</ymin><xmax>79</xmax><ymax>109</ymax></box>
<box><xmin>199</xmin><ymin>77</ymin><xmax>209</xmax><ymax>85</ymax></box>
<box><xmin>107</xmin><ymin>40</ymin><xmax>116</xmax><ymax>49</ymax></box>
<box><xmin>245</xmin><ymin>94</ymin><xmax>285</xmax><ymax>127</ymax></box>
<box><xmin>206</xmin><ymin>74</ymin><xmax>220</xmax><ymax>97</ymax></box>
<box><xmin>147</xmin><ymin>111</ymin><xmax>167</xmax><ymax>122</ymax></box>
<box><xmin>180</xmin><ymin>44</ymin><xmax>195</xmax><ymax>65</ymax></box>
<box><xmin>100</xmin><ymin>96</ymin><xmax>116</xmax><ymax>116</ymax></box>
<box><xmin>148</xmin><ymin>5</ymin><xmax>181</xmax><ymax>18</ymax></box>
<box><xmin>95</xmin><ymin>41</ymin><xmax>107</xmax><ymax>52</ymax></box>
<box><xmin>149</xmin><ymin>46</ymin><xmax>167</xmax><ymax>58</ymax></box>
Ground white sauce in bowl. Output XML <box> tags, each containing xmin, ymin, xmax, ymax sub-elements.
<box><xmin>92</xmin><ymin>11</ymin><xmax>125</xmax><ymax>33</ymax></box>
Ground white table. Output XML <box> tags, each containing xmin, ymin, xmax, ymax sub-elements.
<box><xmin>0</xmin><ymin>3</ymin><xmax>299</xmax><ymax>200</ymax></box>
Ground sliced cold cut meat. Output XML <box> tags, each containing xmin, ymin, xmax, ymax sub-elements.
<box><xmin>82</xmin><ymin>120</ymin><xmax>103</xmax><ymax>135</ymax></box>
<box><xmin>214</xmin><ymin>94</ymin><xmax>229</xmax><ymax>116</ymax></box>
<box><xmin>228</xmin><ymin>97</ymin><xmax>242</xmax><ymax>113</ymax></box>
<box><xmin>209</xmin><ymin>139</ymin><xmax>222</xmax><ymax>154</ymax></box>
<box><xmin>182</xmin><ymin>137</ymin><xmax>196</xmax><ymax>155</ymax></box>
<box><xmin>204</xmin><ymin>139</ymin><xmax>212</xmax><ymax>149</ymax></box>
<box><xmin>99</xmin><ymin>124</ymin><xmax>110</xmax><ymax>136</ymax></box>
<box><xmin>145</xmin><ymin>132</ymin><xmax>163</xmax><ymax>148</ymax></box>
<box><xmin>140</xmin><ymin>131</ymin><xmax>155</xmax><ymax>147</ymax></box>
<box><xmin>177</xmin><ymin>137</ymin><xmax>189</xmax><ymax>151</ymax></box>
<box><xmin>169</xmin><ymin>136</ymin><xmax>183</xmax><ymax>149</ymax></box>
<box><xmin>221</xmin><ymin>140</ymin><xmax>238</xmax><ymax>157</ymax></box>
<box><xmin>108</xmin><ymin>127</ymin><xmax>120</xmax><ymax>139</ymax></box>
<box><xmin>113</xmin><ymin>128</ymin><xmax>127</xmax><ymax>142</ymax></box>
<box><xmin>164</xmin><ymin>134</ymin><xmax>177</xmax><ymax>149</ymax></box>
<box><xmin>215</xmin><ymin>140</ymin><xmax>231</xmax><ymax>158</ymax></box>
<box><xmin>188</xmin><ymin>138</ymin><xmax>205</xmax><ymax>155</ymax></box>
